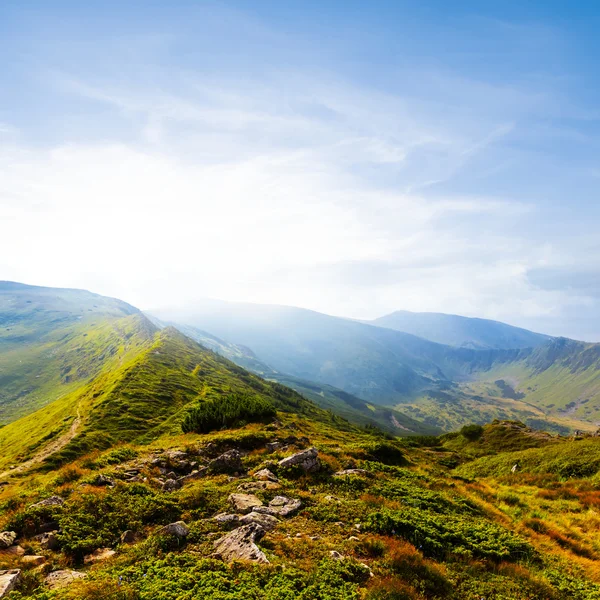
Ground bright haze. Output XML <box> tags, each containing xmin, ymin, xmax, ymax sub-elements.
<box><xmin>2</xmin><ymin>1</ymin><xmax>599</xmax><ymax>341</ymax></box>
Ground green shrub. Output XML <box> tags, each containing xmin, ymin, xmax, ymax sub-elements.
<box><xmin>182</xmin><ymin>392</ymin><xmax>276</xmax><ymax>434</ymax></box>
<box><xmin>460</xmin><ymin>424</ymin><xmax>484</xmax><ymax>441</ymax></box>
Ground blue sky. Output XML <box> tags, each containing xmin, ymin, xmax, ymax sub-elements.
<box><xmin>1</xmin><ymin>1</ymin><xmax>600</xmax><ymax>340</ymax></box>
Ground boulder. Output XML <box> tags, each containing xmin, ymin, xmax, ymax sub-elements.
<box><xmin>0</xmin><ymin>545</ymin><xmax>25</xmax><ymax>557</ymax></box>
<box><xmin>0</xmin><ymin>570</ymin><xmax>21</xmax><ymax>598</ymax></box>
<box><xmin>45</xmin><ymin>570</ymin><xmax>86</xmax><ymax>590</ymax></box>
<box><xmin>162</xmin><ymin>478</ymin><xmax>181</xmax><ymax>492</ymax></box>
<box><xmin>92</xmin><ymin>474</ymin><xmax>114</xmax><ymax>487</ymax></box>
<box><xmin>237</xmin><ymin>481</ymin><xmax>280</xmax><ymax>493</ymax></box>
<box><xmin>208</xmin><ymin>450</ymin><xmax>243</xmax><ymax>474</ymax></box>
<box><xmin>158</xmin><ymin>521</ymin><xmax>190</xmax><ymax>538</ymax></box>
<box><xmin>278</xmin><ymin>447</ymin><xmax>319</xmax><ymax>472</ymax></box>
<box><xmin>253</xmin><ymin>468</ymin><xmax>279</xmax><ymax>482</ymax></box>
<box><xmin>177</xmin><ymin>467</ymin><xmax>208</xmax><ymax>485</ymax></box>
<box><xmin>84</xmin><ymin>548</ymin><xmax>116</xmax><ymax>564</ymax></box>
<box><xmin>228</xmin><ymin>493</ymin><xmax>263</xmax><ymax>514</ymax></box>
<box><xmin>239</xmin><ymin>512</ymin><xmax>279</xmax><ymax>531</ymax></box>
<box><xmin>29</xmin><ymin>496</ymin><xmax>64</xmax><ymax>509</ymax></box>
<box><xmin>34</xmin><ymin>531</ymin><xmax>60</xmax><ymax>551</ymax></box>
<box><xmin>329</xmin><ymin>550</ymin><xmax>344</xmax><ymax>561</ymax></box>
<box><xmin>334</xmin><ymin>469</ymin><xmax>373</xmax><ymax>478</ymax></box>
<box><xmin>120</xmin><ymin>530</ymin><xmax>136</xmax><ymax>544</ymax></box>
<box><xmin>213</xmin><ymin>514</ymin><xmax>241</xmax><ymax>529</ymax></box>
<box><xmin>253</xmin><ymin>496</ymin><xmax>302</xmax><ymax>518</ymax></box>
<box><xmin>213</xmin><ymin>523</ymin><xmax>268</xmax><ymax>563</ymax></box>
<box><xmin>21</xmin><ymin>555</ymin><xmax>45</xmax><ymax>566</ymax></box>
<box><xmin>0</xmin><ymin>532</ymin><xmax>16</xmax><ymax>550</ymax></box>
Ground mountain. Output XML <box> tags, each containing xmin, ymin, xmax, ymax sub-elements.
<box><xmin>154</xmin><ymin>300</ymin><xmax>600</xmax><ymax>433</ymax></box>
<box><xmin>369</xmin><ymin>310</ymin><xmax>550</xmax><ymax>350</ymax></box>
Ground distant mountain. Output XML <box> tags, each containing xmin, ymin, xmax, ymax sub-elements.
<box><xmin>369</xmin><ymin>310</ymin><xmax>550</xmax><ymax>350</ymax></box>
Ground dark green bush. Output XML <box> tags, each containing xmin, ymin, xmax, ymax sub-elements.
<box><xmin>460</xmin><ymin>424</ymin><xmax>484</xmax><ymax>441</ymax></box>
<box><xmin>182</xmin><ymin>392</ymin><xmax>276</xmax><ymax>434</ymax></box>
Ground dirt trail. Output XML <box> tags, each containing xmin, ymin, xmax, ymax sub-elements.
<box><xmin>0</xmin><ymin>407</ymin><xmax>81</xmax><ymax>480</ymax></box>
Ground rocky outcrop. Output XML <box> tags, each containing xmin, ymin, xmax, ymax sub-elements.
<box><xmin>29</xmin><ymin>496</ymin><xmax>64</xmax><ymax>509</ymax></box>
<box><xmin>253</xmin><ymin>496</ymin><xmax>302</xmax><ymax>518</ymax></box>
<box><xmin>213</xmin><ymin>523</ymin><xmax>268</xmax><ymax>563</ymax></box>
<box><xmin>228</xmin><ymin>493</ymin><xmax>263</xmax><ymax>514</ymax></box>
<box><xmin>208</xmin><ymin>450</ymin><xmax>243</xmax><ymax>474</ymax></box>
<box><xmin>239</xmin><ymin>512</ymin><xmax>279</xmax><ymax>531</ymax></box>
<box><xmin>158</xmin><ymin>521</ymin><xmax>190</xmax><ymax>538</ymax></box>
<box><xmin>0</xmin><ymin>570</ymin><xmax>21</xmax><ymax>598</ymax></box>
<box><xmin>253</xmin><ymin>469</ymin><xmax>278</xmax><ymax>482</ymax></box>
<box><xmin>0</xmin><ymin>532</ymin><xmax>16</xmax><ymax>550</ymax></box>
<box><xmin>45</xmin><ymin>570</ymin><xmax>86</xmax><ymax>590</ymax></box>
<box><xmin>278</xmin><ymin>448</ymin><xmax>319</xmax><ymax>472</ymax></box>
<box><xmin>84</xmin><ymin>548</ymin><xmax>116</xmax><ymax>564</ymax></box>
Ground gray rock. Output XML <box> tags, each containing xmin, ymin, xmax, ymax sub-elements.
<box><xmin>45</xmin><ymin>570</ymin><xmax>86</xmax><ymax>590</ymax></box>
<box><xmin>0</xmin><ymin>569</ymin><xmax>21</xmax><ymax>598</ymax></box>
<box><xmin>237</xmin><ymin>481</ymin><xmax>281</xmax><ymax>493</ymax></box>
<box><xmin>0</xmin><ymin>532</ymin><xmax>16</xmax><ymax>550</ymax></box>
<box><xmin>162</xmin><ymin>478</ymin><xmax>181</xmax><ymax>492</ymax></box>
<box><xmin>29</xmin><ymin>496</ymin><xmax>64</xmax><ymax>509</ymax></box>
<box><xmin>333</xmin><ymin>469</ymin><xmax>373</xmax><ymax>478</ymax></box>
<box><xmin>84</xmin><ymin>548</ymin><xmax>116</xmax><ymax>564</ymax></box>
<box><xmin>21</xmin><ymin>555</ymin><xmax>45</xmax><ymax>566</ymax></box>
<box><xmin>120</xmin><ymin>530</ymin><xmax>136</xmax><ymax>544</ymax></box>
<box><xmin>278</xmin><ymin>447</ymin><xmax>319</xmax><ymax>472</ymax></box>
<box><xmin>228</xmin><ymin>493</ymin><xmax>263</xmax><ymax>514</ymax></box>
<box><xmin>253</xmin><ymin>496</ymin><xmax>302</xmax><ymax>518</ymax></box>
<box><xmin>253</xmin><ymin>469</ymin><xmax>279</xmax><ymax>482</ymax></box>
<box><xmin>177</xmin><ymin>467</ymin><xmax>208</xmax><ymax>485</ymax></box>
<box><xmin>158</xmin><ymin>521</ymin><xmax>190</xmax><ymax>538</ymax></box>
<box><xmin>329</xmin><ymin>550</ymin><xmax>344</xmax><ymax>560</ymax></box>
<box><xmin>208</xmin><ymin>450</ymin><xmax>243</xmax><ymax>474</ymax></box>
<box><xmin>239</xmin><ymin>512</ymin><xmax>279</xmax><ymax>531</ymax></box>
<box><xmin>213</xmin><ymin>523</ymin><xmax>268</xmax><ymax>563</ymax></box>
<box><xmin>213</xmin><ymin>514</ymin><xmax>241</xmax><ymax>529</ymax></box>
<box><xmin>34</xmin><ymin>531</ymin><xmax>60</xmax><ymax>551</ymax></box>
<box><xmin>92</xmin><ymin>474</ymin><xmax>114</xmax><ymax>487</ymax></box>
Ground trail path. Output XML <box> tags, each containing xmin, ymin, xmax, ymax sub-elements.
<box><xmin>0</xmin><ymin>406</ymin><xmax>82</xmax><ymax>480</ymax></box>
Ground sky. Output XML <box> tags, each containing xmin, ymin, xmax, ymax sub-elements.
<box><xmin>1</xmin><ymin>1</ymin><xmax>600</xmax><ymax>341</ymax></box>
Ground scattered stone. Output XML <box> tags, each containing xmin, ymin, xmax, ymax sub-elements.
<box><xmin>329</xmin><ymin>550</ymin><xmax>344</xmax><ymax>561</ymax></box>
<box><xmin>177</xmin><ymin>467</ymin><xmax>208</xmax><ymax>485</ymax></box>
<box><xmin>213</xmin><ymin>523</ymin><xmax>268</xmax><ymax>563</ymax></box>
<box><xmin>208</xmin><ymin>450</ymin><xmax>243</xmax><ymax>474</ymax></box>
<box><xmin>353</xmin><ymin>523</ymin><xmax>362</xmax><ymax>531</ymax></box>
<box><xmin>333</xmin><ymin>469</ymin><xmax>373</xmax><ymax>478</ymax></box>
<box><xmin>21</xmin><ymin>555</ymin><xmax>45</xmax><ymax>566</ymax></box>
<box><xmin>309</xmin><ymin>535</ymin><xmax>320</xmax><ymax>541</ymax></box>
<box><xmin>278</xmin><ymin>447</ymin><xmax>319</xmax><ymax>472</ymax></box>
<box><xmin>253</xmin><ymin>496</ymin><xmax>302</xmax><ymax>518</ymax></box>
<box><xmin>45</xmin><ymin>570</ymin><xmax>86</xmax><ymax>590</ymax></box>
<box><xmin>0</xmin><ymin>545</ymin><xmax>24</xmax><ymax>557</ymax></box>
<box><xmin>158</xmin><ymin>521</ymin><xmax>190</xmax><ymax>538</ymax></box>
<box><xmin>228</xmin><ymin>493</ymin><xmax>263</xmax><ymax>514</ymax></box>
<box><xmin>0</xmin><ymin>532</ymin><xmax>16</xmax><ymax>550</ymax></box>
<box><xmin>84</xmin><ymin>548</ymin><xmax>116</xmax><ymax>564</ymax></box>
<box><xmin>348</xmin><ymin>536</ymin><xmax>360</xmax><ymax>542</ymax></box>
<box><xmin>213</xmin><ymin>514</ymin><xmax>241</xmax><ymax>529</ymax></box>
<box><xmin>29</xmin><ymin>496</ymin><xmax>64</xmax><ymax>510</ymax></box>
<box><xmin>34</xmin><ymin>531</ymin><xmax>60</xmax><ymax>551</ymax></box>
<box><xmin>239</xmin><ymin>512</ymin><xmax>279</xmax><ymax>531</ymax></box>
<box><xmin>253</xmin><ymin>468</ymin><xmax>279</xmax><ymax>482</ymax></box>
<box><xmin>324</xmin><ymin>495</ymin><xmax>341</xmax><ymax>503</ymax></box>
<box><xmin>120</xmin><ymin>530</ymin><xmax>136</xmax><ymax>544</ymax></box>
<box><xmin>162</xmin><ymin>479</ymin><xmax>182</xmax><ymax>492</ymax></box>
<box><xmin>0</xmin><ymin>570</ymin><xmax>21</xmax><ymax>598</ymax></box>
<box><xmin>166</xmin><ymin>450</ymin><xmax>188</xmax><ymax>461</ymax></box>
<box><xmin>295</xmin><ymin>533</ymin><xmax>302</xmax><ymax>538</ymax></box>
<box><xmin>237</xmin><ymin>481</ymin><xmax>281</xmax><ymax>493</ymax></box>
<box><xmin>92</xmin><ymin>474</ymin><xmax>114</xmax><ymax>487</ymax></box>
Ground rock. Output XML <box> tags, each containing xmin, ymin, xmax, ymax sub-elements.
<box><xmin>45</xmin><ymin>570</ymin><xmax>86</xmax><ymax>590</ymax></box>
<box><xmin>0</xmin><ymin>545</ymin><xmax>24</xmax><ymax>557</ymax></box>
<box><xmin>278</xmin><ymin>447</ymin><xmax>319</xmax><ymax>472</ymax></box>
<box><xmin>0</xmin><ymin>532</ymin><xmax>16</xmax><ymax>550</ymax></box>
<box><xmin>162</xmin><ymin>478</ymin><xmax>181</xmax><ymax>492</ymax></box>
<box><xmin>329</xmin><ymin>550</ymin><xmax>344</xmax><ymax>560</ymax></box>
<box><xmin>239</xmin><ymin>512</ymin><xmax>279</xmax><ymax>531</ymax></box>
<box><xmin>333</xmin><ymin>469</ymin><xmax>373</xmax><ymax>478</ymax></box>
<box><xmin>228</xmin><ymin>493</ymin><xmax>263</xmax><ymax>514</ymax></box>
<box><xmin>208</xmin><ymin>450</ymin><xmax>243</xmax><ymax>474</ymax></box>
<box><xmin>348</xmin><ymin>536</ymin><xmax>360</xmax><ymax>542</ymax></box>
<box><xmin>34</xmin><ymin>531</ymin><xmax>60</xmax><ymax>551</ymax></box>
<box><xmin>0</xmin><ymin>570</ymin><xmax>21</xmax><ymax>598</ymax></box>
<box><xmin>21</xmin><ymin>555</ymin><xmax>45</xmax><ymax>566</ymax></box>
<box><xmin>92</xmin><ymin>474</ymin><xmax>114</xmax><ymax>486</ymax></box>
<box><xmin>29</xmin><ymin>496</ymin><xmax>64</xmax><ymax>509</ymax></box>
<box><xmin>253</xmin><ymin>468</ymin><xmax>279</xmax><ymax>482</ymax></box>
<box><xmin>253</xmin><ymin>496</ymin><xmax>302</xmax><ymax>518</ymax></box>
<box><xmin>84</xmin><ymin>548</ymin><xmax>116</xmax><ymax>564</ymax></box>
<box><xmin>177</xmin><ymin>467</ymin><xmax>208</xmax><ymax>485</ymax></box>
<box><xmin>265</xmin><ymin>442</ymin><xmax>281</xmax><ymax>453</ymax></box>
<box><xmin>237</xmin><ymin>481</ymin><xmax>281</xmax><ymax>493</ymax></box>
<box><xmin>166</xmin><ymin>450</ymin><xmax>188</xmax><ymax>461</ymax></box>
<box><xmin>213</xmin><ymin>514</ymin><xmax>241</xmax><ymax>529</ymax></box>
<box><xmin>213</xmin><ymin>523</ymin><xmax>268</xmax><ymax>563</ymax></box>
<box><xmin>38</xmin><ymin>521</ymin><xmax>59</xmax><ymax>534</ymax></box>
<box><xmin>119</xmin><ymin>530</ymin><xmax>136</xmax><ymax>544</ymax></box>
<box><xmin>158</xmin><ymin>521</ymin><xmax>190</xmax><ymax>538</ymax></box>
